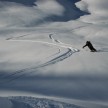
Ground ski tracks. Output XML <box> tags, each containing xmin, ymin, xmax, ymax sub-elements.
<box><xmin>1</xmin><ymin>34</ymin><xmax>79</xmax><ymax>83</ymax></box>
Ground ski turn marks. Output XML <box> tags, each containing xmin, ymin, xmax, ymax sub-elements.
<box><xmin>0</xmin><ymin>34</ymin><xmax>79</xmax><ymax>83</ymax></box>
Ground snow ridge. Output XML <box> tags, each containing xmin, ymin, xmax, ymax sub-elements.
<box><xmin>8</xmin><ymin>96</ymin><xmax>83</xmax><ymax>108</ymax></box>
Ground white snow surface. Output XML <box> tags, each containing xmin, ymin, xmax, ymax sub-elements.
<box><xmin>0</xmin><ymin>0</ymin><xmax>108</xmax><ymax>108</ymax></box>
<box><xmin>76</xmin><ymin>0</ymin><xmax>108</xmax><ymax>23</ymax></box>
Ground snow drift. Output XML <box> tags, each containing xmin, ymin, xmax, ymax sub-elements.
<box><xmin>76</xmin><ymin>0</ymin><xmax>108</xmax><ymax>23</ymax></box>
<box><xmin>0</xmin><ymin>96</ymin><xmax>83</xmax><ymax>108</ymax></box>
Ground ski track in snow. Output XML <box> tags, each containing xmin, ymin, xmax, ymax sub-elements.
<box><xmin>6</xmin><ymin>34</ymin><xmax>30</xmax><ymax>40</ymax></box>
<box><xmin>0</xmin><ymin>35</ymin><xmax>79</xmax><ymax>83</ymax></box>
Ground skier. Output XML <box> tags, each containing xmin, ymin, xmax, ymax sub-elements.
<box><xmin>83</xmin><ymin>41</ymin><xmax>97</xmax><ymax>52</ymax></box>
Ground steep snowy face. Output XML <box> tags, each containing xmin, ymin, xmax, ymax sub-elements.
<box><xmin>76</xmin><ymin>0</ymin><xmax>108</xmax><ymax>23</ymax></box>
<box><xmin>0</xmin><ymin>0</ymin><xmax>87</xmax><ymax>27</ymax></box>
<box><xmin>79</xmin><ymin>0</ymin><xmax>108</xmax><ymax>15</ymax></box>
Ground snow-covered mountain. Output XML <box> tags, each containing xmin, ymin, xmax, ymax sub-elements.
<box><xmin>0</xmin><ymin>0</ymin><xmax>108</xmax><ymax>108</ymax></box>
<box><xmin>0</xmin><ymin>0</ymin><xmax>88</xmax><ymax>27</ymax></box>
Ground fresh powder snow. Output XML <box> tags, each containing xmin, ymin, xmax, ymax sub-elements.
<box><xmin>0</xmin><ymin>0</ymin><xmax>108</xmax><ymax>108</ymax></box>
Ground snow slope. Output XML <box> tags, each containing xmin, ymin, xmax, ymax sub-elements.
<box><xmin>0</xmin><ymin>0</ymin><xmax>88</xmax><ymax>27</ymax></box>
<box><xmin>0</xmin><ymin>0</ymin><xmax>108</xmax><ymax>108</ymax></box>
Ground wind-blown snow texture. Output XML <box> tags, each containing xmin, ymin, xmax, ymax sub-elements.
<box><xmin>10</xmin><ymin>96</ymin><xmax>83</xmax><ymax>108</ymax></box>
<box><xmin>0</xmin><ymin>0</ymin><xmax>108</xmax><ymax>108</ymax></box>
<box><xmin>0</xmin><ymin>96</ymin><xmax>84</xmax><ymax>108</ymax></box>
